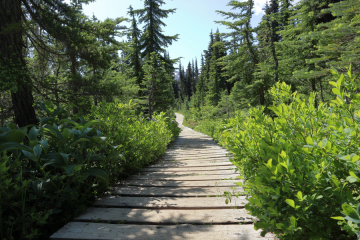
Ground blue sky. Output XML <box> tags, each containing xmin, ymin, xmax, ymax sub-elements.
<box><xmin>68</xmin><ymin>0</ymin><xmax>272</xmax><ymax>68</ymax></box>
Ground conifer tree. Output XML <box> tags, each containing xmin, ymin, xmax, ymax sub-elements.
<box><xmin>127</xmin><ymin>5</ymin><xmax>143</xmax><ymax>91</ymax></box>
<box><xmin>0</xmin><ymin>0</ymin><xmax>124</xmax><ymax>126</ymax></box>
<box><xmin>194</xmin><ymin>58</ymin><xmax>199</xmax><ymax>86</ymax></box>
<box><xmin>279</xmin><ymin>0</ymin><xmax>341</xmax><ymax>105</ymax></box>
<box><xmin>207</xmin><ymin>40</ymin><xmax>221</xmax><ymax>106</ymax></box>
<box><xmin>135</xmin><ymin>0</ymin><xmax>179</xmax><ymax>62</ymax></box>
<box><xmin>216</xmin><ymin>0</ymin><xmax>266</xmax><ymax>105</ymax></box>
<box><xmin>134</xmin><ymin>0</ymin><xmax>178</xmax><ymax>117</ymax></box>
<box><xmin>185</xmin><ymin>62</ymin><xmax>193</xmax><ymax>99</ymax></box>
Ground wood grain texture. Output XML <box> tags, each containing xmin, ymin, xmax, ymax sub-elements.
<box><xmin>50</xmin><ymin>222</ymin><xmax>275</xmax><ymax>240</ymax></box>
<box><xmin>120</xmin><ymin>179</ymin><xmax>240</xmax><ymax>187</ymax></box>
<box><xmin>128</xmin><ymin>174</ymin><xmax>240</xmax><ymax>181</ymax></box>
<box><xmin>109</xmin><ymin>186</ymin><xmax>243</xmax><ymax>197</ymax></box>
<box><xmin>74</xmin><ymin>208</ymin><xmax>254</xmax><ymax>224</ymax></box>
<box><xmin>94</xmin><ymin>196</ymin><xmax>247</xmax><ymax>209</ymax></box>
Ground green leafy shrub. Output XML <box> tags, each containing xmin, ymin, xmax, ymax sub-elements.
<box><xmin>89</xmin><ymin>100</ymin><xmax>179</xmax><ymax>179</ymax></box>
<box><xmin>333</xmin><ymin>203</ymin><xmax>360</xmax><ymax>238</ymax></box>
<box><xmin>1</xmin><ymin>100</ymin><xmax>180</xmax><ymax>239</ymax></box>
<box><xmin>194</xmin><ymin>68</ymin><xmax>360</xmax><ymax>239</ymax></box>
<box><xmin>0</xmin><ymin>102</ymin><xmax>115</xmax><ymax>239</ymax></box>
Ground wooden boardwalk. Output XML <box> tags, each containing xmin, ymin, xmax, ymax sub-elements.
<box><xmin>50</xmin><ymin>113</ymin><xmax>274</xmax><ymax>240</ymax></box>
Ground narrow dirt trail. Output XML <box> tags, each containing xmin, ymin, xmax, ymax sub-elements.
<box><xmin>50</xmin><ymin>113</ymin><xmax>274</xmax><ymax>240</ymax></box>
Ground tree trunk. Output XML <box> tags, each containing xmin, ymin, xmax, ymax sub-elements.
<box><xmin>311</xmin><ymin>78</ymin><xmax>318</xmax><ymax>108</ymax></box>
<box><xmin>69</xmin><ymin>50</ymin><xmax>79</xmax><ymax>114</ymax></box>
<box><xmin>244</xmin><ymin>4</ymin><xmax>265</xmax><ymax>105</ymax></box>
<box><xmin>0</xmin><ymin>0</ymin><xmax>37</xmax><ymax>127</ymax></box>
<box><xmin>266</xmin><ymin>16</ymin><xmax>279</xmax><ymax>82</ymax></box>
<box><xmin>11</xmin><ymin>86</ymin><xmax>38</xmax><ymax>126</ymax></box>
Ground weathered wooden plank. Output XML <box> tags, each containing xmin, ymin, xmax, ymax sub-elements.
<box><xmin>162</xmin><ymin>156</ymin><xmax>230</xmax><ymax>161</ymax></box>
<box><xmin>165</xmin><ymin>149</ymin><xmax>229</xmax><ymax>155</ymax></box>
<box><xmin>168</xmin><ymin>144</ymin><xmax>223</xmax><ymax>148</ymax></box>
<box><xmin>94</xmin><ymin>196</ymin><xmax>248</xmax><ymax>209</ymax></box>
<box><xmin>136</xmin><ymin>170</ymin><xmax>236</xmax><ymax>176</ymax></box>
<box><xmin>121</xmin><ymin>179</ymin><xmax>241</xmax><ymax>187</ymax></box>
<box><xmin>74</xmin><ymin>208</ymin><xmax>254</xmax><ymax>224</ymax></box>
<box><xmin>50</xmin><ymin>222</ymin><xmax>275</xmax><ymax>240</ymax></box>
<box><xmin>140</xmin><ymin>166</ymin><xmax>236</xmax><ymax>172</ymax></box>
<box><xmin>160</xmin><ymin>160</ymin><xmax>231</xmax><ymax>165</ymax></box>
<box><xmin>109</xmin><ymin>186</ymin><xmax>243</xmax><ymax>197</ymax></box>
<box><xmin>164</xmin><ymin>152</ymin><xmax>230</xmax><ymax>157</ymax></box>
<box><xmin>128</xmin><ymin>174</ymin><xmax>240</xmax><ymax>181</ymax></box>
<box><xmin>148</xmin><ymin>161</ymin><xmax>234</xmax><ymax>168</ymax></box>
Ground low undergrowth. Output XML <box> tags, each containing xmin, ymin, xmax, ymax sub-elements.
<box><xmin>0</xmin><ymin>101</ymin><xmax>179</xmax><ymax>239</ymax></box>
<box><xmin>185</xmin><ymin>68</ymin><xmax>360</xmax><ymax>239</ymax></box>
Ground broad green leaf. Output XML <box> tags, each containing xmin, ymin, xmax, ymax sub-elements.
<box><xmin>65</xmin><ymin>137</ymin><xmax>91</xmax><ymax>148</ymax></box>
<box><xmin>321</xmin><ymin>138</ymin><xmax>328</xmax><ymax>148</ymax></box>
<box><xmin>0</xmin><ymin>142</ymin><xmax>32</xmax><ymax>153</ymax></box>
<box><xmin>286</xmin><ymin>199</ymin><xmax>295</xmax><ymax>208</ymax></box>
<box><xmin>37</xmin><ymin>102</ymin><xmax>50</xmax><ymax>114</ymax></box>
<box><xmin>83</xmin><ymin>120</ymin><xmax>104</xmax><ymax>130</ymax></box>
<box><xmin>28</xmin><ymin>127</ymin><xmax>40</xmax><ymax>141</ymax></box>
<box><xmin>254</xmin><ymin>222</ymin><xmax>268</xmax><ymax>230</ymax></box>
<box><xmin>66</xmin><ymin>164</ymin><xmax>83</xmax><ymax>175</ymax></box>
<box><xmin>39</xmin><ymin>139</ymin><xmax>48</xmax><ymax>153</ymax></box>
<box><xmin>297</xmin><ymin>191</ymin><xmax>303</xmax><ymax>200</ymax></box>
<box><xmin>290</xmin><ymin>216</ymin><xmax>296</xmax><ymax>227</ymax></box>
<box><xmin>7</xmin><ymin>123</ymin><xmax>16</xmax><ymax>130</ymax></box>
<box><xmin>59</xmin><ymin>119</ymin><xmax>80</xmax><ymax>128</ymax></box>
<box><xmin>332</xmin><ymin>88</ymin><xmax>341</xmax><ymax>96</ymax></box>
<box><xmin>63</xmin><ymin>128</ymin><xmax>71</xmax><ymax>140</ymax></box>
<box><xmin>7</xmin><ymin>130</ymin><xmax>26</xmax><ymax>143</ymax></box>
<box><xmin>276</xmin><ymin>223</ymin><xmax>285</xmax><ymax>229</ymax></box>
<box><xmin>342</xmin><ymin>204</ymin><xmax>360</xmax><ymax>223</ymax></box>
<box><xmin>43</xmin><ymin>126</ymin><xmax>65</xmax><ymax>143</ymax></box>
<box><xmin>347</xmin><ymin>176</ymin><xmax>359</xmax><ymax>183</ymax></box>
<box><xmin>329</xmin><ymin>81</ymin><xmax>337</xmax><ymax>87</ymax></box>
<box><xmin>33</xmin><ymin>144</ymin><xmax>42</xmax><ymax>160</ymax></box>
<box><xmin>351</xmin><ymin>155</ymin><xmax>359</xmax><ymax>163</ymax></box>
<box><xmin>22</xmin><ymin>150</ymin><xmax>35</xmax><ymax>161</ymax></box>
<box><xmin>52</xmin><ymin>108</ymin><xmax>62</xmax><ymax>117</ymax></box>
<box><xmin>39</xmin><ymin>117</ymin><xmax>54</xmax><ymax>125</ymax></box>
<box><xmin>42</xmin><ymin>153</ymin><xmax>69</xmax><ymax>168</ymax></box>
<box><xmin>265</xmin><ymin>158</ymin><xmax>272</xmax><ymax>169</ymax></box>
<box><xmin>306</xmin><ymin>136</ymin><xmax>313</xmax><ymax>145</ymax></box>
<box><xmin>82</xmin><ymin>168</ymin><xmax>109</xmax><ymax>185</ymax></box>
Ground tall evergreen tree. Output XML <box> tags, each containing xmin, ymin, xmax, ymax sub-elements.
<box><xmin>217</xmin><ymin>0</ymin><xmax>266</xmax><ymax>105</ymax></box>
<box><xmin>185</xmin><ymin>62</ymin><xmax>193</xmax><ymax>99</ymax></box>
<box><xmin>0</xmin><ymin>0</ymin><xmax>124</xmax><ymax>126</ymax></box>
<box><xmin>279</xmin><ymin>0</ymin><xmax>341</xmax><ymax>105</ymax></box>
<box><xmin>127</xmin><ymin>5</ymin><xmax>143</xmax><ymax>91</ymax></box>
<box><xmin>134</xmin><ymin>0</ymin><xmax>178</xmax><ymax>117</ymax></box>
<box><xmin>135</xmin><ymin>0</ymin><xmax>179</xmax><ymax>62</ymax></box>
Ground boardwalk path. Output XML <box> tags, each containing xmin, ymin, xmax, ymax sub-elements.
<box><xmin>51</xmin><ymin>113</ymin><xmax>274</xmax><ymax>240</ymax></box>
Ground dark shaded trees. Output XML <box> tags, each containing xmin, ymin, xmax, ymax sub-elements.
<box><xmin>0</xmin><ymin>0</ymin><xmax>125</xmax><ymax>126</ymax></box>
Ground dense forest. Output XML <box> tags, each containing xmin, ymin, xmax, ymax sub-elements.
<box><xmin>179</xmin><ymin>0</ymin><xmax>360</xmax><ymax>239</ymax></box>
<box><xmin>178</xmin><ymin>0</ymin><xmax>359</xmax><ymax>115</ymax></box>
<box><xmin>1</xmin><ymin>0</ymin><xmax>360</xmax><ymax>239</ymax></box>
<box><xmin>0</xmin><ymin>0</ymin><xmax>180</xmax><ymax>239</ymax></box>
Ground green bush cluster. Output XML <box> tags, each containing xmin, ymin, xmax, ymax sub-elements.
<box><xmin>193</xmin><ymin>69</ymin><xmax>360</xmax><ymax>239</ymax></box>
<box><xmin>1</xmin><ymin>101</ymin><xmax>179</xmax><ymax>239</ymax></box>
<box><xmin>88</xmin><ymin>100</ymin><xmax>180</xmax><ymax>180</ymax></box>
